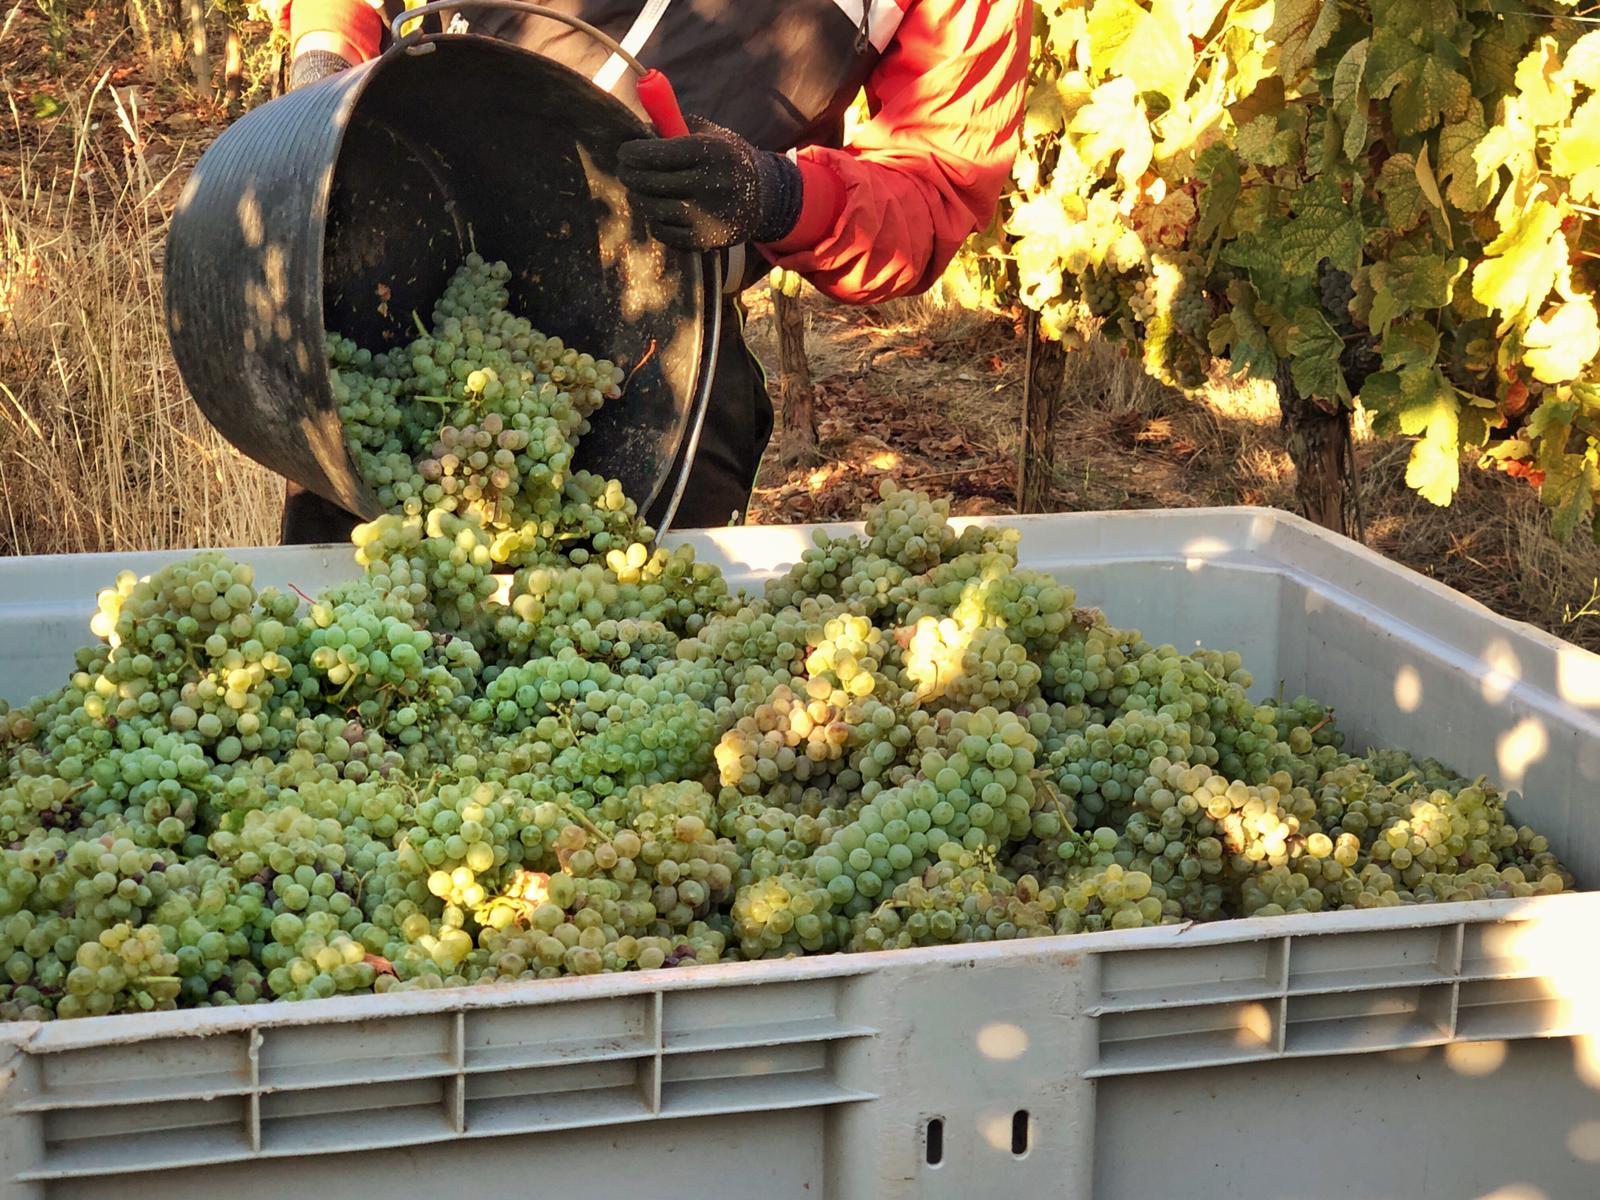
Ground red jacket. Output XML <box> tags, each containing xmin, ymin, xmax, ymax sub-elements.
<box><xmin>285</xmin><ymin>0</ymin><xmax>1029</xmax><ymax>306</ymax></box>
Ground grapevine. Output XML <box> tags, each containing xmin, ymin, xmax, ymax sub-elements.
<box><xmin>959</xmin><ymin>0</ymin><xmax>1600</xmax><ymax>537</ymax></box>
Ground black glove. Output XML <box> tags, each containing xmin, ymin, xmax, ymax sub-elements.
<box><xmin>617</xmin><ymin>116</ymin><xmax>803</xmax><ymax>253</ymax></box>
<box><xmin>289</xmin><ymin>49</ymin><xmax>352</xmax><ymax>90</ymax></box>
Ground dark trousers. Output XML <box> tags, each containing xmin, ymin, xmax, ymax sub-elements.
<box><xmin>281</xmin><ymin>299</ymin><xmax>772</xmax><ymax>544</ymax></box>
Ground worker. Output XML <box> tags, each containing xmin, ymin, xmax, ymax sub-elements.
<box><xmin>269</xmin><ymin>0</ymin><xmax>1029</xmax><ymax>542</ymax></box>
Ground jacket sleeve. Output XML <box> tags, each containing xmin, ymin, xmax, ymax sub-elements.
<box><xmin>286</xmin><ymin>0</ymin><xmax>386</xmax><ymax>68</ymax></box>
<box><xmin>758</xmin><ymin>0</ymin><xmax>1030</xmax><ymax>305</ymax></box>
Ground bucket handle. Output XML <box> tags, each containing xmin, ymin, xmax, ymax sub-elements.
<box><xmin>388</xmin><ymin>1</ymin><xmax>689</xmax><ymax>135</ymax></box>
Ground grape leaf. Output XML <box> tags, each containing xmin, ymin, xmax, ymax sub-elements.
<box><xmin>1475</xmin><ymin>104</ymin><xmax>1538</xmax><ymax>192</ymax></box>
<box><xmin>1070</xmin><ymin>77</ymin><xmax>1155</xmax><ymax>187</ymax></box>
<box><xmin>1472</xmin><ymin>197</ymin><xmax>1568</xmax><ymax>330</ymax></box>
<box><xmin>1380</xmin><ymin>317</ymin><xmax>1441</xmax><ymax>373</ymax></box>
<box><xmin>1524</xmin><ymin>398</ymin><xmax>1595</xmax><ymax>541</ymax></box>
<box><xmin>1366</xmin><ymin>31</ymin><xmax>1471</xmax><ymax>134</ymax></box>
<box><xmin>1373</xmin><ymin>0</ymin><xmax>1460</xmax><ymax>41</ymax></box>
<box><xmin>1523</xmin><ymin>300</ymin><xmax>1600</xmax><ymax>385</ymax></box>
<box><xmin>1194</xmin><ymin>145</ymin><xmax>1242</xmax><ymax>250</ymax></box>
<box><xmin>1024</xmin><ymin>82</ymin><xmax>1068</xmax><ymax>138</ymax></box>
<box><xmin>1514</xmin><ymin>37</ymin><xmax>1571</xmax><ymax>128</ymax></box>
<box><xmin>1235</xmin><ymin>113</ymin><xmax>1299</xmax><ymax>166</ymax></box>
<box><xmin>1372</xmin><ymin>254</ymin><xmax>1466</xmax><ymax>330</ymax></box>
<box><xmin>1375</xmin><ymin>153</ymin><xmax>1426</xmax><ymax>231</ymax></box>
<box><xmin>1397</xmin><ymin>368</ymin><xmax>1462</xmax><ymax>505</ymax></box>
<box><xmin>1395</xmin><ymin>52</ymin><xmax>1472</xmax><ymax>135</ymax></box>
<box><xmin>1552</xmin><ymin>97</ymin><xmax>1600</xmax><ymax>203</ymax></box>
<box><xmin>1087</xmin><ymin>0</ymin><xmax>1195</xmax><ymax>103</ymax></box>
<box><xmin>1365</xmin><ymin>29</ymin><xmax>1424</xmax><ymax>101</ymax></box>
<box><xmin>1332</xmin><ymin>40</ymin><xmax>1371</xmax><ymax>163</ymax></box>
<box><xmin>1287</xmin><ymin>307</ymin><xmax>1349</xmax><ymax>401</ymax></box>
<box><xmin>1436</xmin><ymin>107</ymin><xmax>1492</xmax><ymax>211</ymax></box>
<box><xmin>1223</xmin><ymin>177</ymin><xmax>1361</xmax><ymax>296</ymax></box>
<box><xmin>1558</xmin><ymin>30</ymin><xmax>1600</xmax><ymax>90</ymax></box>
<box><xmin>1006</xmin><ymin>190</ymin><xmax>1081</xmax><ymax>305</ymax></box>
<box><xmin>1548</xmin><ymin>471</ymin><xmax>1595</xmax><ymax>544</ymax></box>
<box><xmin>1229</xmin><ymin>76</ymin><xmax>1286</xmax><ymax>128</ymax></box>
<box><xmin>1275</xmin><ymin>176</ymin><xmax>1363</xmax><ymax>274</ymax></box>
<box><xmin>1527</xmin><ymin>397</ymin><xmax>1581</xmax><ymax>444</ymax></box>
<box><xmin>1210</xmin><ymin>280</ymin><xmax>1279</xmax><ymax>378</ymax></box>
<box><xmin>1471</xmin><ymin>21</ymin><xmax>1529</xmax><ymax>99</ymax></box>
<box><xmin>1269</xmin><ymin>0</ymin><xmax>1338</xmax><ymax>81</ymax></box>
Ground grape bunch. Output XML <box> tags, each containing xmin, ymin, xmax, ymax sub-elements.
<box><xmin>333</xmin><ymin>254</ymin><xmax>638</xmax><ymax>570</ymax></box>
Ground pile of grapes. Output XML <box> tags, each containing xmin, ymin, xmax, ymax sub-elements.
<box><xmin>0</xmin><ymin>258</ymin><xmax>1572</xmax><ymax>1021</ymax></box>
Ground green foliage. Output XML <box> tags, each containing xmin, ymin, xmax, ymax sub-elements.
<box><xmin>955</xmin><ymin>0</ymin><xmax>1600</xmax><ymax>536</ymax></box>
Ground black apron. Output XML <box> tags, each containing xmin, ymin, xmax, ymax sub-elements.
<box><xmin>282</xmin><ymin>0</ymin><xmax>890</xmax><ymax>541</ymax></box>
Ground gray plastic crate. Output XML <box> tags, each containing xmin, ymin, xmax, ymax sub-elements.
<box><xmin>2</xmin><ymin>508</ymin><xmax>1597</xmax><ymax>1199</ymax></box>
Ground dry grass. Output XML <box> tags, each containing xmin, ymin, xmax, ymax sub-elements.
<box><xmin>0</xmin><ymin>77</ymin><xmax>279</xmax><ymax>556</ymax></box>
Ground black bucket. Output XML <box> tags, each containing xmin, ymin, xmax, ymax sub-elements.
<box><xmin>165</xmin><ymin>33</ymin><xmax>717</xmax><ymax>526</ymax></box>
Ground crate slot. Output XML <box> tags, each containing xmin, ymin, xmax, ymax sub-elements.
<box><xmin>257</xmin><ymin>1075</ymin><xmax>456</xmax><ymax>1155</ymax></box>
<box><xmin>1287</xmin><ymin>926</ymin><xmax>1460</xmax><ymax>995</ymax></box>
<box><xmin>260</xmin><ymin>1075</ymin><xmax>450</xmax><ymax>1122</ymax></box>
<box><xmin>464</xmin><ymin>1057</ymin><xmax>657</xmax><ymax>1132</ymax></box>
<box><xmin>463</xmin><ymin>995</ymin><xmax>655</xmax><ymax>1071</ymax></box>
<box><xmin>1456</xmin><ymin>977</ymin><xmax>1588</xmax><ymax>1040</ymax></box>
<box><xmin>1094</xmin><ymin>940</ymin><xmax>1287</xmax><ymax>1013</ymax></box>
<box><xmin>659</xmin><ymin>1039</ymin><xmax>827</xmax><ymax>1086</ymax></box>
<box><xmin>660</xmin><ymin>979</ymin><xmax>846</xmax><ymax>1041</ymax></box>
<box><xmin>45</xmin><ymin>1093</ymin><xmax>246</xmax><ymax>1145</ymax></box>
<box><xmin>1089</xmin><ymin>998</ymin><xmax>1281</xmax><ymax>1076</ymax></box>
<box><xmin>1283</xmin><ymin>984</ymin><xmax>1454</xmax><ymax>1056</ymax></box>
<box><xmin>1461</xmin><ymin>914</ymin><xmax>1584</xmax><ymax>981</ymax></box>
<box><xmin>28</xmin><ymin>1035</ymin><xmax>252</xmax><ymax>1111</ymax></box>
<box><xmin>260</xmin><ymin>1102</ymin><xmax>459</xmax><ymax>1155</ymax></box>
<box><xmin>663</xmin><ymin>1015</ymin><xmax>876</xmax><ymax>1054</ymax></box>
<box><xmin>257</xmin><ymin>1012</ymin><xmax>457</xmax><ymax>1091</ymax></box>
<box><xmin>464</xmin><ymin>1056</ymin><xmax>644</xmax><ymax>1103</ymax></box>
<box><xmin>20</xmin><ymin>1122</ymin><xmax>254</xmax><ymax>1181</ymax></box>
<box><xmin>463</xmin><ymin>1031</ymin><xmax>657</xmax><ymax>1073</ymax></box>
<box><xmin>660</xmin><ymin>1069</ymin><xmax>874</xmax><ymax>1118</ymax></box>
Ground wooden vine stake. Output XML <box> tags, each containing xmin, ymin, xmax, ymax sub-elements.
<box><xmin>183</xmin><ymin>0</ymin><xmax>210</xmax><ymax>92</ymax></box>
<box><xmin>1017</xmin><ymin>310</ymin><xmax>1067</xmax><ymax>513</ymax></box>
<box><xmin>222</xmin><ymin>28</ymin><xmax>244</xmax><ymax>111</ymax></box>
<box><xmin>774</xmin><ymin>288</ymin><xmax>818</xmax><ymax>466</ymax></box>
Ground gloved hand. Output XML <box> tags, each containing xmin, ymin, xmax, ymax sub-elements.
<box><xmin>617</xmin><ymin>116</ymin><xmax>803</xmax><ymax>253</ymax></box>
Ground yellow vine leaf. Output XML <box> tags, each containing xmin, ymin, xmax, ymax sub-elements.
<box><xmin>1552</xmin><ymin>96</ymin><xmax>1600</xmax><ymax>202</ymax></box>
<box><xmin>1085</xmin><ymin>0</ymin><xmax>1194</xmax><ymax>103</ymax></box>
<box><xmin>1397</xmin><ymin>368</ymin><xmax>1462</xmax><ymax>506</ymax></box>
<box><xmin>1471</xmin><ymin>196</ymin><xmax>1568</xmax><ymax>331</ymax></box>
<box><xmin>1514</xmin><ymin>38</ymin><xmax>1572</xmax><ymax>128</ymax></box>
<box><xmin>1523</xmin><ymin>300</ymin><xmax>1600</xmax><ymax>385</ymax></box>
<box><xmin>1556</xmin><ymin>30</ymin><xmax>1600</xmax><ymax>90</ymax></box>
<box><xmin>1069</xmin><ymin>76</ymin><xmax>1154</xmax><ymax>188</ymax></box>
<box><xmin>1474</xmin><ymin>97</ymin><xmax>1538</xmax><ymax>191</ymax></box>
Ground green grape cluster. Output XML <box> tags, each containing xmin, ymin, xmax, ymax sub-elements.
<box><xmin>1076</xmin><ymin>266</ymin><xmax>1121</xmax><ymax>318</ymax></box>
<box><xmin>334</xmin><ymin>254</ymin><xmax>639</xmax><ymax>570</ymax></box>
